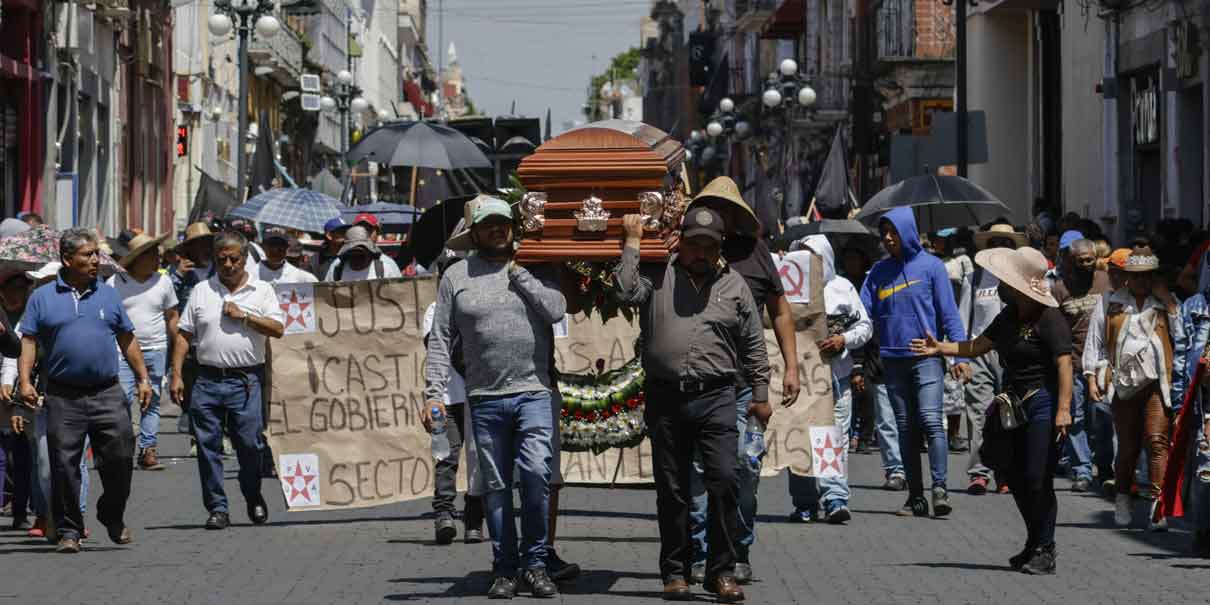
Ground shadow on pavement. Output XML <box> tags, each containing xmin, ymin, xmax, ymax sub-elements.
<box><xmin>556</xmin><ymin>534</ymin><xmax>661</xmax><ymax>543</ymax></box>
<box><xmin>896</xmin><ymin>562</ymin><xmax>1012</xmax><ymax>572</ymax></box>
<box><xmin>556</xmin><ymin>508</ymin><xmax>657</xmax><ymax>521</ymax></box>
<box><xmin>144</xmin><ymin>513</ymin><xmax>427</xmax><ymax>531</ymax></box>
<box><xmin>385</xmin><ymin>569</ymin><xmax>668</xmax><ymax>600</ymax></box>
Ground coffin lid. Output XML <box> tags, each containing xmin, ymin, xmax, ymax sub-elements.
<box><xmin>517</xmin><ymin>119</ymin><xmax>686</xmax><ymax>188</ymax></box>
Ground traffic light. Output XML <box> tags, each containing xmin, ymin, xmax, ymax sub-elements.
<box><xmin>176</xmin><ymin>125</ymin><xmax>189</xmax><ymax>157</ymax></box>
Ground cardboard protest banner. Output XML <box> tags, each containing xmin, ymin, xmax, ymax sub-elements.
<box><xmin>267</xmin><ymin>279</ymin><xmax>438</xmax><ymax>511</ymax></box>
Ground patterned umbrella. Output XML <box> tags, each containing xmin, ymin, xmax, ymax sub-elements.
<box><xmin>226</xmin><ymin>188</ymin><xmax>341</xmax><ymax>234</ymax></box>
<box><xmin>0</xmin><ymin>225</ymin><xmax>122</xmax><ymax>274</ymax></box>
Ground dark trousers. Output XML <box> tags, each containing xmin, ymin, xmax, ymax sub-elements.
<box><xmin>189</xmin><ymin>370</ymin><xmax>264</xmax><ymax>514</ymax></box>
<box><xmin>1006</xmin><ymin>387</ymin><xmax>1059</xmax><ymax>548</ymax></box>
<box><xmin>0</xmin><ymin>431</ymin><xmax>32</xmax><ymax>522</ymax></box>
<box><xmin>646</xmin><ymin>381</ymin><xmax>739</xmax><ymax>583</ymax></box>
<box><xmin>44</xmin><ymin>381</ymin><xmax>133</xmax><ymax>541</ymax></box>
<box><xmin>432</xmin><ymin>403</ymin><xmax>484</xmax><ymax>528</ymax></box>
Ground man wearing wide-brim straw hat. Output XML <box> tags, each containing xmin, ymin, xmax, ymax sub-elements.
<box><xmin>912</xmin><ymin>246</ymin><xmax>1076</xmax><ymax>574</ymax></box>
<box><xmin>681</xmin><ymin>176</ymin><xmax>800</xmax><ymax>585</ymax></box>
<box><xmin>109</xmin><ymin>233</ymin><xmax>178</xmax><ymax>471</ymax></box>
<box><xmin>973</xmin><ymin>223</ymin><xmax>1028</xmax><ymax>251</ymax></box>
<box><xmin>168</xmin><ymin>222</ymin><xmax>218</xmax><ymax>457</ymax></box>
<box><xmin>1084</xmin><ymin>246</ymin><xmax>1180</xmax><ymax>531</ymax></box>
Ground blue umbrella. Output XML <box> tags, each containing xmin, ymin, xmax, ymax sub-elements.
<box><xmin>226</xmin><ymin>188</ymin><xmax>341</xmax><ymax>234</ymax></box>
<box><xmin>341</xmin><ymin>202</ymin><xmax>422</xmax><ymax>233</ymax></box>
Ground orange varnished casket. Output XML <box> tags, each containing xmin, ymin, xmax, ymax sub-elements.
<box><xmin>515</xmin><ymin>120</ymin><xmax>689</xmax><ymax>263</ymax></box>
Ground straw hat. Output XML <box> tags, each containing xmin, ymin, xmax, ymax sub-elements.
<box><xmin>446</xmin><ymin>194</ymin><xmax>514</xmax><ymax>251</ymax></box>
<box><xmin>118</xmin><ymin>233</ymin><xmax>171</xmax><ymax>269</ymax></box>
<box><xmin>181</xmin><ymin>222</ymin><xmax>215</xmax><ymax>248</ymax></box>
<box><xmin>974</xmin><ymin>246</ymin><xmax>1058</xmax><ymax>307</ymax></box>
<box><xmin>1123</xmin><ymin>246</ymin><xmax>1160</xmax><ymax>273</ymax></box>
<box><xmin>973</xmin><ymin>223</ymin><xmax>1028</xmax><ymax>251</ymax></box>
<box><xmin>688</xmin><ymin>176</ymin><xmax>760</xmax><ymax>237</ymax></box>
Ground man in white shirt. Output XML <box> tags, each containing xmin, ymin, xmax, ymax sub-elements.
<box><xmin>257</xmin><ymin>228</ymin><xmax>317</xmax><ymax>286</ymax></box>
<box><xmin>170</xmin><ymin>231</ymin><xmax>284</xmax><ymax>530</ymax></box>
<box><xmin>323</xmin><ymin>225</ymin><xmax>402</xmax><ymax>282</ymax></box>
<box><xmin>109</xmin><ymin>233</ymin><xmax>179</xmax><ymax>471</ymax></box>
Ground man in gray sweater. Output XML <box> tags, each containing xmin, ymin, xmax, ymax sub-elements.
<box><xmin>424</xmin><ymin>196</ymin><xmax>567</xmax><ymax>600</ymax></box>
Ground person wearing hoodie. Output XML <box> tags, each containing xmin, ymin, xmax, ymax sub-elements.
<box><xmin>788</xmin><ymin>235</ymin><xmax>872</xmax><ymax>524</ymax></box>
<box><xmin>859</xmin><ymin>207</ymin><xmax>969</xmax><ymax>518</ymax></box>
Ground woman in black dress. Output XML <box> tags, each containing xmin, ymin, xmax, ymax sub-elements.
<box><xmin>912</xmin><ymin>246</ymin><xmax>1073</xmax><ymax>575</ymax></box>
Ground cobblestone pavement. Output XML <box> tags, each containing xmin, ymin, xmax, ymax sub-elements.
<box><xmin>1</xmin><ymin>405</ymin><xmax>1207</xmax><ymax>604</ymax></box>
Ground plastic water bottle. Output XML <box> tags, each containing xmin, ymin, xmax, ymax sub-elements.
<box><xmin>431</xmin><ymin>406</ymin><xmax>450</xmax><ymax>461</ymax></box>
<box><xmin>743</xmin><ymin>417</ymin><xmax>766</xmax><ymax>473</ymax></box>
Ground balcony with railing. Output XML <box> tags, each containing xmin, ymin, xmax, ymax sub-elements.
<box><xmin>876</xmin><ymin>0</ymin><xmax>955</xmax><ymax>62</ymax></box>
<box><xmin>735</xmin><ymin>0</ymin><xmax>779</xmax><ymax>31</ymax></box>
<box><xmin>249</xmin><ymin>18</ymin><xmax>304</xmax><ymax>83</ymax></box>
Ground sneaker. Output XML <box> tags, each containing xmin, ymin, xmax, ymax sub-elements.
<box><xmin>825</xmin><ymin>503</ymin><xmax>851</xmax><ymax>525</ymax></box>
<box><xmin>1009</xmin><ymin>543</ymin><xmax>1035</xmax><ymax>570</ymax></box>
<box><xmin>967</xmin><ymin>476</ymin><xmax>989</xmax><ymax>496</ymax></box>
<box><xmin>547</xmin><ymin>551</ymin><xmax>581</xmax><ymax>582</ymax></box>
<box><xmin>1101</xmin><ymin>479</ymin><xmax>1117</xmax><ymax>498</ymax></box>
<box><xmin>55</xmin><ymin>537</ymin><xmax>81</xmax><ymax>554</ymax></box>
<box><xmin>897</xmin><ymin>496</ymin><xmax>929</xmax><ymax>517</ymax></box>
<box><xmin>487</xmin><ymin>576</ymin><xmax>517</xmax><ymax>599</ymax></box>
<box><xmin>883</xmin><ymin>475</ymin><xmax>907</xmax><ymax>491</ymax></box>
<box><xmin>996</xmin><ymin>483</ymin><xmax>1011</xmax><ymax>495</ymax></box>
<box><xmin>1071</xmin><ymin>478</ymin><xmax>1092</xmax><ymax>493</ymax></box>
<box><xmin>519</xmin><ymin>567</ymin><xmax>558</xmax><ymax>598</ymax></box>
<box><xmin>689</xmin><ymin>562</ymin><xmax>706</xmax><ymax>585</ymax></box>
<box><xmin>733</xmin><ymin>562</ymin><xmax>753</xmax><ymax>585</ymax></box>
<box><xmin>10</xmin><ymin>517</ymin><xmax>33</xmax><ymax>531</ymax></box>
<box><xmin>788</xmin><ymin>508</ymin><xmax>814</xmax><ymax>523</ymax></box>
<box><xmin>931</xmin><ymin>487</ymin><xmax>952</xmax><ymax>517</ymax></box>
<box><xmin>1148</xmin><ymin>500</ymin><xmax>1168</xmax><ymax>532</ymax></box>
<box><xmin>1114</xmin><ymin>494</ymin><xmax>1132</xmax><ymax>527</ymax></box>
<box><xmin>138</xmin><ymin>447</ymin><xmax>166</xmax><ymax>471</ymax></box>
<box><xmin>1020</xmin><ymin>544</ymin><xmax>1056</xmax><ymax>575</ymax></box>
<box><xmin>434</xmin><ymin>516</ymin><xmax>456</xmax><ymax>545</ymax></box>
<box><xmin>464</xmin><ymin>526</ymin><xmax>485</xmax><ymax>544</ymax></box>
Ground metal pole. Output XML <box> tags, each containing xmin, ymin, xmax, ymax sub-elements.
<box><xmin>236</xmin><ymin>15</ymin><xmax>250</xmax><ymax>202</ymax></box>
<box><xmin>956</xmin><ymin>0</ymin><xmax>968</xmax><ymax>177</ymax></box>
<box><xmin>340</xmin><ymin>105</ymin><xmax>348</xmax><ymax>165</ymax></box>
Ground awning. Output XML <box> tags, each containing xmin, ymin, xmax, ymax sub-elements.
<box><xmin>0</xmin><ymin>53</ymin><xmax>37</xmax><ymax>81</ymax></box>
<box><xmin>761</xmin><ymin>0</ymin><xmax>806</xmax><ymax>39</ymax></box>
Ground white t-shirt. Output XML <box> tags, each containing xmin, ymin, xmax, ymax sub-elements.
<box><xmin>423</xmin><ymin>302</ymin><xmax>466</xmax><ymax>404</ymax></box>
<box><xmin>258</xmin><ymin>261</ymin><xmax>318</xmax><ymax>286</ymax></box>
<box><xmin>179</xmin><ymin>276</ymin><xmax>285</xmax><ymax>368</ymax></box>
<box><xmin>106</xmin><ymin>272</ymin><xmax>179</xmax><ymax>350</ymax></box>
<box><xmin>324</xmin><ymin>254</ymin><xmax>402</xmax><ymax>282</ymax></box>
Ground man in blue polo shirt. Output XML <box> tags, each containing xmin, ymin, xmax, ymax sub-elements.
<box><xmin>18</xmin><ymin>228</ymin><xmax>152</xmax><ymax>554</ymax></box>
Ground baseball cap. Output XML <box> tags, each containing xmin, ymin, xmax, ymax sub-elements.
<box><xmin>1108</xmin><ymin>248</ymin><xmax>1132</xmax><ymax>270</ymax></box>
<box><xmin>263</xmin><ymin>227</ymin><xmax>289</xmax><ymax>243</ymax></box>
<box><xmin>324</xmin><ymin>217</ymin><xmax>350</xmax><ymax>233</ymax></box>
<box><xmin>470</xmin><ymin>197</ymin><xmax>512</xmax><ymax>225</ymax></box>
<box><xmin>681</xmin><ymin>206</ymin><xmax>725</xmax><ymax>242</ymax></box>
<box><xmin>353</xmin><ymin>213</ymin><xmax>380</xmax><ymax>229</ymax></box>
<box><xmin>286</xmin><ymin>237</ymin><xmax>304</xmax><ymax>257</ymax></box>
<box><xmin>1059</xmin><ymin>230</ymin><xmax>1084</xmax><ymax>250</ymax></box>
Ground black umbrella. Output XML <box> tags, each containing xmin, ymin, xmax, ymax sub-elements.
<box><xmin>854</xmin><ymin>175</ymin><xmax>1012</xmax><ymax>233</ymax></box>
<box><xmin>346</xmin><ymin>121</ymin><xmax>492</xmax><ymax>170</ymax></box>
<box><xmin>411</xmin><ymin>195</ymin><xmax>475</xmax><ymax>268</ymax></box>
<box><xmin>773</xmin><ymin>219</ymin><xmax>880</xmax><ymax>257</ymax></box>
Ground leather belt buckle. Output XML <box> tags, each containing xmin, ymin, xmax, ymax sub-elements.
<box><xmin>679</xmin><ymin>379</ymin><xmax>702</xmax><ymax>393</ymax></box>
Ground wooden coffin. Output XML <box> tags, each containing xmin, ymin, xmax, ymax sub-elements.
<box><xmin>515</xmin><ymin>120</ymin><xmax>688</xmax><ymax>263</ymax></box>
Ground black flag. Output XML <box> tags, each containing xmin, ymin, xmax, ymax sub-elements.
<box><xmin>814</xmin><ymin>129</ymin><xmax>854</xmax><ymax>219</ymax></box>
<box><xmin>188</xmin><ymin>171</ymin><xmax>238</xmax><ymax>225</ymax></box>
<box><xmin>246</xmin><ymin>109</ymin><xmax>277</xmax><ymax>200</ymax></box>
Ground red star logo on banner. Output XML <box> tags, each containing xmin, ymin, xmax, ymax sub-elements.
<box><xmin>280</xmin><ymin>290</ymin><xmax>311</xmax><ymax>329</ymax></box>
<box><xmin>813</xmin><ymin>433</ymin><xmax>845</xmax><ymax>474</ymax></box>
<box><xmin>287</xmin><ymin>461</ymin><xmax>317</xmax><ymax>503</ymax></box>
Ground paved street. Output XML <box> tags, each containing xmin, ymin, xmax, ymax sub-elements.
<box><xmin>2</xmin><ymin>403</ymin><xmax>1207</xmax><ymax>604</ymax></box>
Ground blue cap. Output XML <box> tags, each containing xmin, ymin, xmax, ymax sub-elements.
<box><xmin>1059</xmin><ymin>230</ymin><xmax>1084</xmax><ymax>250</ymax></box>
<box><xmin>936</xmin><ymin>227</ymin><xmax>958</xmax><ymax>238</ymax></box>
<box><xmin>323</xmin><ymin>217</ymin><xmax>349</xmax><ymax>233</ymax></box>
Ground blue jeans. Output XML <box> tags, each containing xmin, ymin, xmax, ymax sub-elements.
<box><xmin>688</xmin><ymin>386</ymin><xmax>756</xmax><ymax>564</ymax></box>
<box><xmin>30</xmin><ymin>407</ymin><xmax>88</xmax><ymax>516</ymax></box>
<box><xmin>789</xmin><ymin>377</ymin><xmax>853</xmax><ymax>512</ymax></box>
<box><xmin>883</xmin><ymin>357</ymin><xmax>947</xmax><ymax>495</ymax></box>
<box><xmin>120</xmin><ymin>348</ymin><xmax>166</xmax><ymax>449</ymax></box>
<box><xmin>189</xmin><ymin>370</ymin><xmax>265</xmax><ymax>514</ymax></box>
<box><xmin>1063</xmin><ymin>373</ymin><xmax>1093</xmax><ymax>481</ymax></box>
<box><xmin>873</xmin><ymin>381</ymin><xmax>904</xmax><ymax>479</ymax></box>
<box><xmin>470</xmin><ymin>391</ymin><xmax>553</xmax><ymax>576</ymax></box>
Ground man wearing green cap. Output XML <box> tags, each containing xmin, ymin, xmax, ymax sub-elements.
<box><xmin>424</xmin><ymin>196</ymin><xmax>567</xmax><ymax>599</ymax></box>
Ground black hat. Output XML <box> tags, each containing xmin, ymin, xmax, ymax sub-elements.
<box><xmin>263</xmin><ymin>227</ymin><xmax>289</xmax><ymax>244</ymax></box>
<box><xmin>680</xmin><ymin>206</ymin><xmax>725</xmax><ymax>242</ymax></box>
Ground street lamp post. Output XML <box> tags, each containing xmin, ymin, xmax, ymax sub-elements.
<box><xmin>209</xmin><ymin>0</ymin><xmax>281</xmax><ymax>201</ymax></box>
<box><xmin>320</xmin><ymin>69</ymin><xmax>367</xmax><ymax>169</ymax></box>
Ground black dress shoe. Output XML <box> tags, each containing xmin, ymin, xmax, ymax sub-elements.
<box><xmin>487</xmin><ymin>576</ymin><xmax>517</xmax><ymax>599</ymax></box>
<box><xmin>1009</xmin><ymin>543</ymin><xmax>1035</xmax><ymax>570</ymax></box>
<box><xmin>546</xmin><ymin>551</ymin><xmax>581</xmax><ymax>582</ymax></box>
<box><xmin>107</xmin><ymin>525</ymin><xmax>134</xmax><ymax>544</ymax></box>
<box><xmin>205</xmin><ymin>511</ymin><xmax>231</xmax><ymax>530</ymax></box>
<box><xmin>249</xmin><ymin>499</ymin><xmax>269</xmax><ymax>525</ymax></box>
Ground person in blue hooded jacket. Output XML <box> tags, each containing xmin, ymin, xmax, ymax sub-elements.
<box><xmin>860</xmin><ymin>207</ymin><xmax>970</xmax><ymax>518</ymax></box>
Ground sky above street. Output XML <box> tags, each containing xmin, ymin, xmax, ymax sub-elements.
<box><xmin>426</xmin><ymin>0</ymin><xmax>653</xmax><ymax>134</ymax></box>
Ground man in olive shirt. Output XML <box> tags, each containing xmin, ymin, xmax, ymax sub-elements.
<box><xmin>614</xmin><ymin>208</ymin><xmax>770</xmax><ymax>602</ymax></box>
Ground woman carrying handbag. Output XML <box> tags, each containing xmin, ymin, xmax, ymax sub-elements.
<box><xmin>912</xmin><ymin>246</ymin><xmax>1073</xmax><ymax>575</ymax></box>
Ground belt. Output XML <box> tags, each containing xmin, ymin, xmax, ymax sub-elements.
<box><xmin>197</xmin><ymin>364</ymin><xmax>263</xmax><ymax>379</ymax></box>
<box><xmin>650</xmin><ymin>375</ymin><xmax>733</xmax><ymax>394</ymax></box>
<box><xmin>47</xmin><ymin>377</ymin><xmax>118</xmax><ymax>395</ymax></box>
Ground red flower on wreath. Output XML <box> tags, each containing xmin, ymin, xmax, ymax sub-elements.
<box><xmin>574</xmin><ymin>410</ymin><xmax>585</xmax><ymax>420</ymax></box>
<box><xmin>612</xmin><ymin>404</ymin><xmax>622</xmax><ymax>415</ymax></box>
<box><xmin>561</xmin><ymin>408</ymin><xmax>569</xmax><ymax>418</ymax></box>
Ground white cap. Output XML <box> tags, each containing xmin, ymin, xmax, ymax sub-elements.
<box><xmin>26</xmin><ymin>262</ymin><xmax>61</xmax><ymax>282</ymax></box>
